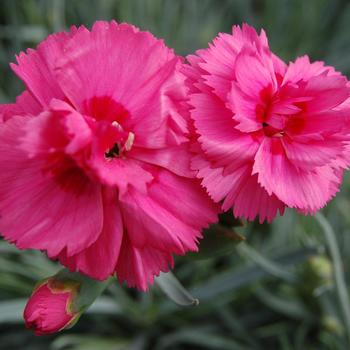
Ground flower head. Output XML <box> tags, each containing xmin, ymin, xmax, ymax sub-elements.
<box><xmin>184</xmin><ymin>24</ymin><xmax>350</xmax><ymax>222</ymax></box>
<box><xmin>0</xmin><ymin>21</ymin><xmax>218</xmax><ymax>290</ymax></box>
<box><xmin>24</xmin><ymin>279</ymin><xmax>81</xmax><ymax>335</ymax></box>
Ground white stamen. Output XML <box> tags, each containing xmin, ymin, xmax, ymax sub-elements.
<box><xmin>124</xmin><ymin>132</ymin><xmax>135</xmax><ymax>151</ymax></box>
<box><xmin>111</xmin><ymin>121</ymin><xmax>122</xmax><ymax>130</ymax></box>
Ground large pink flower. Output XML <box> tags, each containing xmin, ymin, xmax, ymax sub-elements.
<box><xmin>0</xmin><ymin>21</ymin><xmax>218</xmax><ymax>290</ymax></box>
<box><xmin>184</xmin><ymin>24</ymin><xmax>350</xmax><ymax>223</ymax></box>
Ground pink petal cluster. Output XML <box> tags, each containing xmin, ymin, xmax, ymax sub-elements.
<box><xmin>184</xmin><ymin>24</ymin><xmax>350</xmax><ymax>223</ymax></box>
<box><xmin>0</xmin><ymin>21</ymin><xmax>219</xmax><ymax>290</ymax></box>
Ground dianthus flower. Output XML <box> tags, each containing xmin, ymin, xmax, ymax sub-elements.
<box><xmin>0</xmin><ymin>21</ymin><xmax>218</xmax><ymax>290</ymax></box>
<box><xmin>184</xmin><ymin>24</ymin><xmax>350</xmax><ymax>222</ymax></box>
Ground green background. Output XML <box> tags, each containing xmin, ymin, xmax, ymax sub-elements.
<box><xmin>1</xmin><ymin>0</ymin><xmax>350</xmax><ymax>349</ymax></box>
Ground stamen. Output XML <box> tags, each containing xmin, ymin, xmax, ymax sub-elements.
<box><xmin>124</xmin><ymin>132</ymin><xmax>135</xmax><ymax>152</ymax></box>
<box><xmin>111</xmin><ymin>121</ymin><xmax>122</xmax><ymax>130</ymax></box>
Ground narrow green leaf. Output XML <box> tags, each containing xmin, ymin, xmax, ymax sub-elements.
<box><xmin>192</xmin><ymin>246</ymin><xmax>319</xmax><ymax>301</ymax></box>
<box><xmin>315</xmin><ymin>212</ymin><xmax>350</xmax><ymax>344</ymax></box>
<box><xmin>155</xmin><ymin>327</ymin><xmax>251</xmax><ymax>350</ymax></box>
<box><xmin>238</xmin><ymin>243</ymin><xmax>297</xmax><ymax>283</ymax></box>
<box><xmin>52</xmin><ymin>335</ymin><xmax>129</xmax><ymax>350</ymax></box>
<box><xmin>254</xmin><ymin>286</ymin><xmax>314</xmax><ymax>320</ymax></box>
<box><xmin>155</xmin><ymin>271</ymin><xmax>199</xmax><ymax>307</ymax></box>
<box><xmin>86</xmin><ymin>296</ymin><xmax>122</xmax><ymax>315</ymax></box>
<box><xmin>0</xmin><ymin>299</ymin><xmax>26</xmax><ymax>323</ymax></box>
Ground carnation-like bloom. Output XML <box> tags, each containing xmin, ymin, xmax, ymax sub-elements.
<box><xmin>24</xmin><ymin>279</ymin><xmax>81</xmax><ymax>335</ymax></box>
<box><xmin>0</xmin><ymin>21</ymin><xmax>218</xmax><ymax>290</ymax></box>
<box><xmin>183</xmin><ymin>24</ymin><xmax>350</xmax><ymax>222</ymax></box>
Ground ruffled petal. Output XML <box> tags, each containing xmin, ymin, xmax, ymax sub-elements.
<box><xmin>190</xmin><ymin>92</ymin><xmax>260</xmax><ymax>167</ymax></box>
<box><xmin>282</xmin><ymin>56</ymin><xmax>340</xmax><ymax>85</ymax></box>
<box><xmin>253</xmin><ymin>137</ymin><xmax>341</xmax><ymax>212</ymax></box>
<box><xmin>0</xmin><ymin>116</ymin><xmax>103</xmax><ymax>257</ymax></box>
<box><xmin>115</xmin><ymin>234</ymin><xmax>173</xmax><ymax>291</ymax></box>
<box><xmin>0</xmin><ymin>91</ymin><xmax>41</xmax><ymax>122</ymax></box>
<box><xmin>128</xmin><ymin>144</ymin><xmax>194</xmax><ymax>178</ymax></box>
<box><xmin>117</xmin><ymin>169</ymin><xmax>219</xmax><ymax>290</ymax></box>
<box><xmin>56</xmin><ymin>187</ymin><xmax>123</xmax><ymax>280</ymax></box>
<box><xmin>192</xmin><ymin>23</ymin><xmax>271</xmax><ymax>100</ymax></box>
<box><xmin>234</xmin><ymin>49</ymin><xmax>276</xmax><ymax>99</ymax></box>
<box><xmin>229</xmin><ymin>84</ymin><xmax>263</xmax><ymax>133</ymax></box>
<box><xmin>193</xmin><ymin>154</ymin><xmax>284</xmax><ymax>222</ymax></box>
<box><xmin>87</xmin><ymin>136</ymin><xmax>153</xmax><ymax>194</ymax></box>
<box><xmin>301</xmin><ymin>74</ymin><xmax>350</xmax><ymax>113</ymax></box>
<box><xmin>286</xmin><ymin>109</ymin><xmax>350</xmax><ymax>137</ymax></box>
<box><xmin>225</xmin><ymin>172</ymin><xmax>285</xmax><ymax>223</ymax></box>
<box><xmin>281</xmin><ymin>135</ymin><xmax>346</xmax><ymax>171</ymax></box>
<box><xmin>228</xmin><ymin>49</ymin><xmax>277</xmax><ymax>133</ymax></box>
<box><xmin>196</xmin><ymin>33</ymin><xmax>238</xmax><ymax>99</ymax></box>
<box><xmin>10</xmin><ymin>31</ymin><xmax>74</xmax><ymax>107</ymax></box>
<box><xmin>19</xmin><ymin>99</ymin><xmax>92</xmax><ymax>158</ymax></box>
<box><xmin>148</xmin><ymin>169</ymin><xmax>219</xmax><ymax>231</ymax></box>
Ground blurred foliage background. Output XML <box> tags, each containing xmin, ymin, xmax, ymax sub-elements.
<box><xmin>1</xmin><ymin>0</ymin><xmax>350</xmax><ymax>349</ymax></box>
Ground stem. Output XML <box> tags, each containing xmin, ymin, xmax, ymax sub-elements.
<box><xmin>315</xmin><ymin>212</ymin><xmax>350</xmax><ymax>343</ymax></box>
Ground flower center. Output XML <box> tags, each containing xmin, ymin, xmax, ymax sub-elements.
<box><xmin>105</xmin><ymin>143</ymin><xmax>120</xmax><ymax>159</ymax></box>
<box><xmin>103</xmin><ymin>125</ymin><xmax>135</xmax><ymax>160</ymax></box>
<box><xmin>83</xmin><ymin>96</ymin><xmax>134</xmax><ymax>160</ymax></box>
<box><xmin>262</xmin><ymin>122</ymin><xmax>284</xmax><ymax>138</ymax></box>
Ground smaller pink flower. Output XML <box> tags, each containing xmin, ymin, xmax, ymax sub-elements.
<box><xmin>184</xmin><ymin>23</ymin><xmax>350</xmax><ymax>222</ymax></box>
<box><xmin>24</xmin><ymin>279</ymin><xmax>81</xmax><ymax>335</ymax></box>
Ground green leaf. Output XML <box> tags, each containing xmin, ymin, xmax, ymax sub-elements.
<box><xmin>191</xmin><ymin>246</ymin><xmax>320</xmax><ymax>301</ymax></box>
<box><xmin>0</xmin><ymin>299</ymin><xmax>26</xmax><ymax>324</ymax></box>
<box><xmin>254</xmin><ymin>285</ymin><xmax>314</xmax><ymax>320</ymax></box>
<box><xmin>52</xmin><ymin>335</ymin><xmax>130</xmax><ymax>350</ymax></box>
<box><xmin>85</xmin><ymin>296</ymin><xmax>122</xmax><ymax>315</ymax></box>
<box><xmin>237</xmin><ymin>243</ymin><xmax>297</xmax><ymax>283</ymax></box>
<box><xmin>53</xmin><ymin>269</ymin><xmax>112</xmax><ymax>313</ymax></box>
<box><xmin>315</xmin><ymin>213</ymin><xmax>350</xmax><ymax>344</ymax></box>
<box><xmin>155</xmin><ymin>271</ymin><xmax>199</xmax><ymax>307</ymax></box>
<box><xmin>155</xmin><ymin>327</ymin><xmax>251</xmax><ymax>350</ymax></box>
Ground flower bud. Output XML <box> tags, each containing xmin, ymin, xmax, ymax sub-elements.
<box><xmin>299</xmin><ymin>255</ymin><xmax>333</xmax><ymax>294</ymax></box>
<box><xmin>23</xmin><ymin>279</ymin><xmax>81</xmax><ymax>335</ymax></box>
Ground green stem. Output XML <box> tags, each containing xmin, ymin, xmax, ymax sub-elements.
<box><xmin>315</xmin><ymin>212</ymin><xmax>350</xmax><ymax>343</ymax></box>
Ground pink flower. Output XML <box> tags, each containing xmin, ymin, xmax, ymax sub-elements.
<box><xmin>183</xmin><ymin>24</ymin><xmax>350</xmax><ymax>223</ymax></box>
<box><xmin>0</xmin><ymin>21</ymin><xmax>218</xmax><ymax>290</ymax></box>
<box><xmin>24</xmin><ymin>279</ymin><xmax>81</xmax><ymax>335</ymax></box>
